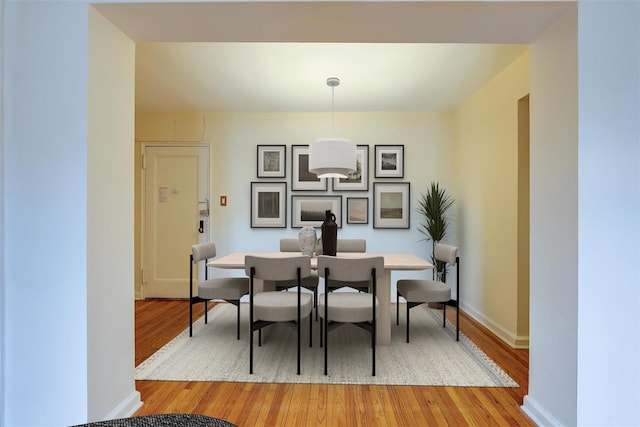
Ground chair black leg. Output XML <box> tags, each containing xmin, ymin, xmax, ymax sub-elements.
<box><xmin>204</xmin><ymin>301</ymin><xmax>208</xmax><ymax>324</ymax></box>
<box><xmin>324</xmin><ymin>310</ymin><xmax>328</xmax><ymax>375</ymax></box>
<box><xmin>406</xmin><ymin>302</ymin><xmax>410</xmax><ymax>343</ymax></box>
<box><xmin>250</xmin><ymin>327</ymin><xmax>254</xmax><ymax>374</ymax></box>
<box><xmin>396</xmin><ymin>291</ymin><xmax>399</xmax><ymax>325</ymax></box>
<box><xmin>297</xmin><ymin>324</ymin><xmax>301</xmax><ymax>375</ymax></box>
<box><xmin>456</xmin><ymin>258</ymin><xmax>460</xmax><ymax>341</ymax></box>
<box><xmin>309</xmin><ymin>312</ymin><xmax>313</xmax><ymax>347</ymax></box>
<box><xmin>189</xmin><ymin>301</ymin><xmax>194</xmax><ymax>338</ymax></box>
<box><xmin>236</xmin><ymin>301</ymin><xmax>241</xmax><ymax>340</ymax></box>
<box><xmin>189</xmin><ymin>256</ymin><xmax>194</xmax><ymax>337</ymax></box>
<box><xmin>456</xmin><ymin>304</ymin><xmax>460</xmax><ymax>341</ymax></box>
<box><xmin>372</xmin><ymin>321</ymin><xmax>376</xmax><ymax>376</ymax></box>
<box><xmin>314</xmin><ymin>289</ymin><xmax>318</xmax><ymax>321</ymax></box>
<box><xmin>372</xmin><ymin>324</ymin><xmax>376</xmax><ymax>377</ymax></box>
<box><xmin>296</xmin><ymin>317</ymin><xmax>302</xmax><ymax>375</ymax></box>
<box><xmin>372</xmin><ymin>273</ymin><xmax>376</xmax><ymax>376</ymax></box>
<box><xmin>249</xmin><ymin>270</ymin><xmax>254</xmax><ymax>374</ymax></box>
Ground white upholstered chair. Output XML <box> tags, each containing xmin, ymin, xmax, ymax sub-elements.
<box><xmin>317</xmin><ymin>255</ymin><xmax>384</xmax><ymax>376</ymax></box>
<box><xmin>244</xmin><ymin>255</ymin><xmax>314</xmax><ymax>375</ymax></box>
<box><xmin>322</xmin><ymin>239</ymin><xmax>369</xmax><ymax>292</ymax></box>
<box><xmin>396</xmin><ymin>243</ymin><xmax>460</xmax><ymax>342</ymax></box>
<box><xmin>276</xmin><ymin>239</ymin><xmax>321</xmax><ymax>317</ymax></box>
<box><xmin>189</xmin><ymin>242</ymin><xmax>250</xmax><ymax>339</ymax></box>
<box><xmin>277</xmin><ymin>238</ymin><xmax>367</xmax><ymax>319</ymax></box>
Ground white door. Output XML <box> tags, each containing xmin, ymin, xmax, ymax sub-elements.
<box><xmin>142</xmin><ymin>144</ymin><xmax>209</xmax><ymax>298</ymax></box>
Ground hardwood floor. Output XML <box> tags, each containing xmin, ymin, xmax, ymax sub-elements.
<box><xmin>134</xmin><ymin>299</ymin><xmax>533</xmax><ymax>426</ymax></box>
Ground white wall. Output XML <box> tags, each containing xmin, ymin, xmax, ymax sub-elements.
<box><xmin>0</xmin><ymin>0</ymin><xmax>6</xmax><ymax>422</ymax></box>
<box><xmin>209</xmin><ymin>112</ymin><xmax>455</xmax><ymax>257</ymax></box>
<box><xmin>1</xmin><ymin>3</ymin><xmax>140</xmax><ymax>425</ymax></box>
<box><xmin>576</xmin><ymin>1</ymin><xmax>639</xmax><ymax>425</ymax></box>
<box><xmin>525</xmin><ymin>3</ymin><xmax>640</xmax><ymax>425</ymax></box>
<box><xmin>525</xmin><ymin>8</ymin><xmax>579</xmax><ymax>427</ymax></box>
<box><xmin>3</xmin><ymin>2</ymin><xmax>90</xmax><ymax>425</ymax></box>
<box><xmin>453</xmin><ymin>52</ymin><xmax>530</xmax><ymax>347</ymax></box>
<box><xmin>88</xmin><ymin>7</ymin><xmax>141</xmax><ymax>421</ymax></box>
<box><xmin>136</xmin><ymin>110</ymin><xmax>457</xmax><ymax>292</ymax></box>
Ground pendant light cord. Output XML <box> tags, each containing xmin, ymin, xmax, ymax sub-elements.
<box><xmin>331</xmin><ymin>84</ymin><xmax>335</xmax><ymax>134</ymax></box>
<box><xmin>326</xmin><ymin>77</ymin><xmax>340</xmax><ymax>136</ymax></box>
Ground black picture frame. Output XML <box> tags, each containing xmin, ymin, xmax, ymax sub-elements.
<box><xmin>291</xmin><ymin>195</ymin><xmax>342</xmax><ymax>228</ymax></box>
<box><xmin>291</xmin><ymin>145</ymin><xmax>327</xmax><ymax>191</ymax></box>
<box><xmin>250</xmin><ymin>182</ymin><xmax>287</xmax><ymax>228</ymax></box>
<box><xmin>373</xmin><ymin>182</ymin><xmax>410</xmax><ymax>229</ymax></box>
<box><xmin>347</xmin><ymin>197</ymin><xmax>369</xmax><ymax>224</ymax></box>
<box><xmin>332</xmin><ymin>145</ymin><xmax>369</xmax><ymax>191</ymax></box>
<box><xmin>257</xmin><ymin>145</ymin><xmax>286</xmax><ymax>178</ymax></box>
<box><xmin>375</xmin><ymin>145</ymin><xmax>404</xmax><ymax>178</ymax></box>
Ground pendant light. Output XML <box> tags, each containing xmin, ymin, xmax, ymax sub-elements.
<box><xmin>309</xmin><ymin>77</ymin><xmax>357</xmax><ymax>179</ymax></box>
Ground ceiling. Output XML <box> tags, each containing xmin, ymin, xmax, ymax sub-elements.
<box><xmin>94</xmin><ymin>2</ymin><xmax>573</xmax><ymax>113</ymax></box>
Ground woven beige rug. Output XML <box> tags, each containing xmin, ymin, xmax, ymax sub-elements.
<box><xmin>135</xmin><ymin>303</ymin><xmax>517</xmax><ymax>387</ymax></box>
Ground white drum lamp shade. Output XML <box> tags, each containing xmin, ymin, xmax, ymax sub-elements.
<box><xmin>308</xmin><ymin>77</ymin><xmax>357</xmax><ymax>178</ymax></box>
<box><xmin>309</xmin><ymin>138</ymin><xmax>356</xmax><ymax>178</ymax></box>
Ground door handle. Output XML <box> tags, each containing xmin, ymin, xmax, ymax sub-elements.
<box><xmin>198</xmin><ymin>220</ymin><xmax>204</xmax><ymax>234</ymax></box>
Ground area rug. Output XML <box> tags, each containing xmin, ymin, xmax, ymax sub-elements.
<box><xmin>135</xmin><ymin>304</ymin><xmax>518</xmax><ymax>387</ymax></box>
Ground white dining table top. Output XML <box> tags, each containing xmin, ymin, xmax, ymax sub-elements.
<box><xmin>208</xmin><ymin>251</ymin><xmax>433</xmax><ymax>271</ymax></box>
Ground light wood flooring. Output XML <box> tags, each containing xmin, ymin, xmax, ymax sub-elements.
<box><xmin>134</xmin><ymin>299</ymin><xmax>533</xmax><ymax>426</ymax></box>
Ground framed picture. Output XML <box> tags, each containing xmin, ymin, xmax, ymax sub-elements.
<box><xmin>257</xmin><ymin>145</ymin><xmax>286</xmax><ymax>178</ymax></box>
<box><xmin>373</xmin><ymin>182</ymin><xmax>410</xmax><ymax>229</ymax></box>
<box><xmin>291</xmin><ymin>145</ymin><xmax>327</xmax><ymax>191</ymax></box>
<box><xmin>250</xmin><ymin>182</ymin><xmax>287</xmax><ymax>228</ymax></box>
<box><xmin>332</xmin><ymin>145</ymin><xmax>369</xmax><ymax>191</ymax></box>
<box><xmin>291</xmin><ymin>195</ymin><xmax>342</xmax><ymax>228</ymax></box>
<box><xmin>375</xmin><ymin>145</ymin><xmax>404</xmax><ymax>178</ymax></box>
<box><xmin>347</xmin><ymin>197</ymin><xmax>369</xmax><ymax>224</ymax></box>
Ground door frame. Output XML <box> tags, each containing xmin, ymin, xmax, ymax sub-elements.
<box><xmin>138</xmin><ymin>141</ymin><xmax>211</xmax><ymax>299</ymax></box>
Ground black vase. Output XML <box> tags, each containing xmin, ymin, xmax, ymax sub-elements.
<box><xmin>321</xmin><ymin>210</ymin><xmax>337</xmax><ymax>256</ymax></box>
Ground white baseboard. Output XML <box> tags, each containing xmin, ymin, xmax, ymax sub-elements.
<box><xmin>522</xmin><ymin>395</ymin><xmax>564</xmax><ymax>427</ymax></box>
<box><xmin>461</xmin><ymin>302</ymin><xmax>530</xmax><ymax>349</ymax></box>
<box><xmin>103</xmin><ymin>390</ymin><xmax>143</xmax><ymax>421</ymax></box>
<box><xmin>513</xmin><ymin>335</ymin><xmax>530</xmax><ymax>349</ymax></box>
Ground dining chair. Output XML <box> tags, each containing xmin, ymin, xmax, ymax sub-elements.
<box><xmin>189</xmin><ymin>242</ymin><xmax>250</xmax><ymax>339</ymax></box>
<box><xmin>244</xmin><ymin>255</ymin><xmax>314</xmax><ymax>375</ymax></box>
<box><xmin>316</xmin><ymin>238</ymin><xmax>366</xmax><ymax>256</ymax></box>
<box><xmin>278</xmin><ymin>238</ymin><xmax>367</xmax><ymax>319</ymax></box>
<box><xmin>396</xmin><ymin>243</ymin><xmax>460</xmax><ymax>342</ymax></box>
<box><xmin>321</xmin><ymin>239</ymin><xmax>369</xmax><ymax>292</ymax></box>
<box><xmin>317</xmin><ymin>255</ymin><xmax>384</xmax><ymax>376</ymax></box>
<box><xmin>277</xmin><ymin>239</ymin><xmax>320</xmax><ymax>319</ymax></box>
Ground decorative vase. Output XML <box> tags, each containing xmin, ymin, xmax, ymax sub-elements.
<box><xmin>298</xmin><ymin>226</ymin><xmax>317</xmax><ymax>257</ymax></box>
<box><xmin>321</xmin><ymin>210</ymin><xmax>338</xmax><ymax>256</ymax></box>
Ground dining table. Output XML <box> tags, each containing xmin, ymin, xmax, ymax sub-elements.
<box><xmin>208</xmin><ymin>251</ymin><xmax>433</xmax><ymax>345</ymax></box>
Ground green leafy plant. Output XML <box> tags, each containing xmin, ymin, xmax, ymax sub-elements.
<box><xmin>417</xmin><ymin>182</ymin><xmax>454</xmax><ymax>282</ymax></box>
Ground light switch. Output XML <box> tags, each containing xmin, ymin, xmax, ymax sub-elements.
<box><xmin>220</xmin><ymin>196</ymin><xmax>227</xmax><ymax>206</ymax></box>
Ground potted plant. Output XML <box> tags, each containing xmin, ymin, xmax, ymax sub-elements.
<box><xmin>417</xmin><ymin>182</ymin><xmax>454</xmax><ymax>282</ymax></box>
